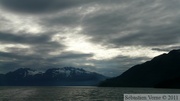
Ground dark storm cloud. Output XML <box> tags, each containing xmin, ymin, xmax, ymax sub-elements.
<box><xmin>0</xmin><ymin>0</ymin><xmax>94</xmax><ymax>13</ymax></box>
<box><xmin>110</xmin><ymin>26</ymin><xmax>180</xmax><ymax>47</ymax></box>
<box><xmin>0</xmin><ymin>32</ymin><xmax>54</xmax><ymax>44</ymax></box>
<box><xmin>0</xmin><ymin>51</ymin><xmax>44</xmax><ymax>63</ymax></box>
<box><xmin>0</xmin><ymin>31</ymin><xmax>65</xmax><ymax>53</ymax></box>
<box><xmin>82</xmin><ymin>9</ymin><xmax>129</xmax><ymax>36</ymax></box>
<box><xmin>80</xmin><ymin>0</ymin><xmax>180</xmax><ymax>47</ymax></box>
<box><xmin>0</xmin><ymin>51</ymin><xmax>93</xmax><ymax>63</ymax></box>
<box><xmin>42</xmin><ymin>14</ymin><xmax>81</xmax><ymax>27</ymax></box>
<box><xmin>0</xmin><ymin>51</ymin><xmax>45</xmax><ymax>73</ymax></box>
<box><xmin>152</xmin><ymin>45</ymin><xmax>180</xmax><ymax>52</ymax></box>
<box><xmin>47</xmin><ymin>52</ymin><xmax>93</xmax><ymax>62</ymax></box>
<box><xmin>0</xmin><ymin>31</ymin><xmax>65</xmax><ymax>70</ymax></box>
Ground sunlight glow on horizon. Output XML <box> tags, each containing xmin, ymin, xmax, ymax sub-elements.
<box><xmin>51</xmin><ymin>27</ymin><xmax>167</xmax><ymax>60</ymax></box>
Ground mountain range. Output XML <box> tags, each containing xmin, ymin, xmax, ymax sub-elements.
<box><xmin>0</xmin><ymin>67</ymin><xmax>107</xmax><ymax>86</ymax></box>
<box><xmin>2</xmin><ymin>49</ymin><xmax>180</xmax><ymax>88</ymax></box>
<box><xmin>99</xmin><ymin>49</ymin><xmax>180</xmax><ymax>88</ymax></box>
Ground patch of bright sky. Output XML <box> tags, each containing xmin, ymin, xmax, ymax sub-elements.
<box><xmin>79</xmin><ymin>5</ymin><xmax>99</xmax><ymax>15</ymax></box>
<box><xmin>51</xmin><ymin>26</ymin><xmax>166</xmax><ymax>60</ymax></box>
<box><xmin>0</xmin><ymin>8</ymin><xmax>43</xmax><ymax>34</ymax></box>
<box><xmin>0</xmin><ymin>43</ymin><xmax>30</xmax><ymax>52</ymax></box>
<box><xmin>51</xmin><ymin>27</ymin><xmax>120</xmax><ymax>60</ymax></box>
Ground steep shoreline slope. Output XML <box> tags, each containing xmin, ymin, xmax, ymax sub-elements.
<box><xmin>99</xmin><ymin>49</ymin><xmax>180</xmax><ymax>88</ymax></box>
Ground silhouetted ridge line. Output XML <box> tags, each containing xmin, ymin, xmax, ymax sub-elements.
<box><xmin>99</xmin><ymin>49</ymin><xmax>180</xmax><ymax>88</ymax></box>
<box><xmin>0</xmin><ymin>67</ymin><xmax>107</xmax><ymax>86</ymax></box>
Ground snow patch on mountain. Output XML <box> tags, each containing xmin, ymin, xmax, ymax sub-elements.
<box><xmin>27</xmin><ymin>70</ymin><xmax>40</xmax><ymax>76</ymax></box>
<box><xmin>52</xmin><ymin>67</ymin><xmax>90</xmax><ymax>77</ymax></box>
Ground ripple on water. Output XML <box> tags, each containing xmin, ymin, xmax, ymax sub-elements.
<box><xmin>0</xmin><ymin>87</ymin><xmax>180</xmax><ymax>101</ymax></box>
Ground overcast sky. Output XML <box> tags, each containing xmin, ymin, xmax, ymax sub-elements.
<box><xmin>0</xmin><ymin>0</ymin><xmax>180</xmax><ymax>77</ymax></box>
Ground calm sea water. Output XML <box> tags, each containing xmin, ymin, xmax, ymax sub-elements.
<box><xmin>0</xmin><ymin>86</ymin><xmax>180</xmax><ymax>101</ymax></box>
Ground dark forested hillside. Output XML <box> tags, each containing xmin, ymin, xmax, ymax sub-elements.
<box><xmin>99</xmin><ymin>49</ymin><xmax>180</xmax><ymax>88</ymax></box>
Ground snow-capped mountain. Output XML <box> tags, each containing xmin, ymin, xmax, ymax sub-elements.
<box><xmin>0</xmin><ymin>67</ymin><xmax>107</xmax><ymax>86</ymax></box>
<box><xmin>44</xmin><ymin>67</ymin><xmax>104</xmax><ymax>80</ymax></box>
<box><xmin>45</xmin><ymin>67</ymin><xmax>90</xmax><ymax>77</ymax></box>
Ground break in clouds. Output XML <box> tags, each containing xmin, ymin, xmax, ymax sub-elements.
<box><xmin>0</xmin><ymin>0</ymin><xmax>180</xmax><ymax>77</ymax></box>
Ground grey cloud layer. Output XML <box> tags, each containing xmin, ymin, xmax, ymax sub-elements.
<box><xmin>0</xmin><ymin>31</ymin><xmax>65</xmax><ymax>55</ymax></box>
<box><xmin>0</xmin><ymin>0</ymin><xmax>94</xmax><ymax>13</ymax></box>
<box><xmin>81</xmin><ymin>0</ymin><xmax>180</xmax><ymax>47</ymax></box>
<box><xmin>35</xmin><ymin>0</ymin><xmax>180</xmax><ymax>47</ymax></box>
